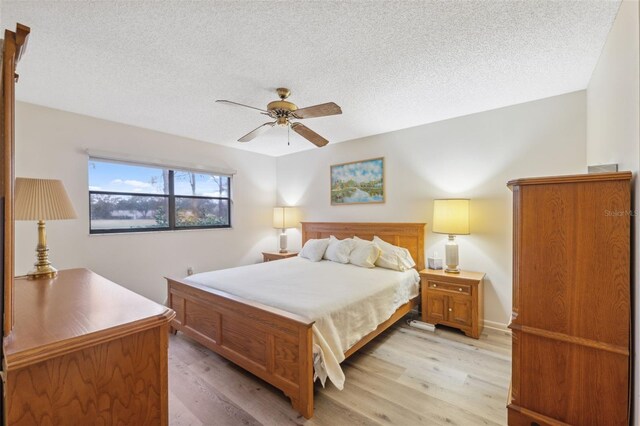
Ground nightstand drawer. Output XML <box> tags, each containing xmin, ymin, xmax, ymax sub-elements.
<box><xmin>426</xmin><ymin>280</ymin><xmax>471</xmax><ymax>295</ymax></box>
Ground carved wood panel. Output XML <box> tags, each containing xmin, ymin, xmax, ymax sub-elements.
<box><xmin>185</xmin><ymin>298</ymin><xmax>220</xmax><ymax>343</ymax></box>
<box><xmin>426</xmin><ymin>293</ymin><xmax>446</xmax><ymax>322</ymax></box>
<box><xmin>301</xmin><ymin>222</ymin><xmax>426</xmax><ymax>270</ymax></box>
<box><xmin>448</xmin><ymin>295</ymin><xmax>472</xmax><ymax>326</ymax></box>
<box><xmin>6</xmin><ymin>327</ymin><xmax>167</xmax><ymax>425</ymax></box>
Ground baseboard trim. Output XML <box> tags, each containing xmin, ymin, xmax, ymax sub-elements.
<box><xmin>483</xmin><ymin>319</ymin><xmax>511</xmax><ymax>334</ymax></box>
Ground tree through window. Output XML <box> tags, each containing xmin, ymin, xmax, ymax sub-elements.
<box><xmin>88</xmin><ymin>159</ymin><xmax>231</xmax><ymax>233</ymax></box>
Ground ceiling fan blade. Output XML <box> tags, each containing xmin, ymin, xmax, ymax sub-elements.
<box><xmin>291</xmin><ymin>122</ymin><xmax>329</xmax><ymax>147</ymax></box>
<box><xmin>216</xmin><ymin>99</ymin><xmax>269</xmax><ymax>114</ymax></box>
<box><xmin>292</xmin><ymin>102</ymin><xmax>342</xmax><ymax>119</ymax></box>
<box><xmin>238</xmin><ymin>122</ymin><xmax>276</xmax><ymax>142</ymax></box>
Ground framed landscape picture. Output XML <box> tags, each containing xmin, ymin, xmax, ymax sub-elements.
<box><xmin>330</xmin><ymin>157</ymin><xmax>385</xmax><ymax>205</ymax></box>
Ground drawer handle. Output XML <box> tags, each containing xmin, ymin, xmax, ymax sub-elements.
<box><xmin>433</xmin><ymin>284</ymin><xmax>437</xmax><ymax>288</ymax></box>
<box><xmin>448</xmin><ymin>308</ymin><xmax>452</xmax><ymax>312</ymax></box>
<box><xmin>458</xmin><ymin>287</ymin><xmax>463</xmax><ymax>291</ymax></box>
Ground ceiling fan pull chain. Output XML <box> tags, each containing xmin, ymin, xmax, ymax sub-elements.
<box><xmin>288</xmin><ymin>123</ymin><xmax>290</xmax><ymax>146</ymax></box>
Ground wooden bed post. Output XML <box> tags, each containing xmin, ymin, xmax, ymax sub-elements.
<box><xmin>293</xmin><ymin>325</ymin><xmax>314</xmax><ymax>418</ymax></box>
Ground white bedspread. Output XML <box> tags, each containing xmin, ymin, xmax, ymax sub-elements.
<box><xmin>184</xmin><ymin>257</ymin><xmax>419</xmax><ymax>389</ymax></box>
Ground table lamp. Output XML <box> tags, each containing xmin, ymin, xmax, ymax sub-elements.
<box><xmin>432</xmin><ymin>199</ymin><xmax>470</xmax><ymax>274</ymax></box>
<box><xmin>272</xmin><ymin>206</ymin><xmax>298</xmax><ymax>253</ymax></box>
<box><xmin>15</xmin><ymin>177</ymin><xmax>77</xmax><ymax>279</ymax></box>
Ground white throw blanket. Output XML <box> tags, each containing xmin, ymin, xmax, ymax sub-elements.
<box><xmin>184</xmin><ymin>257</ymin><xmax>419</xmax><ymax>389</ymax></box>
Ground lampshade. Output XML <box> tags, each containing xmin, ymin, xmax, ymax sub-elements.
<box><xmin>432</xmin><ymin>199</ymin><xmax>470</xmax><ymax>235</ymax></box>
<box><xmin>272</xmin><ymin>206</ymin><xmax>298</xmax><ymax>229</ymax></box>
<box><xmin>15</xmin><ymin>177</ymin><xmax>77</xmax><ymax>221</ymax></box>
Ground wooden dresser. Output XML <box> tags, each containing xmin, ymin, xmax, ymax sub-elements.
<box><xmin>507</xmin><ymin>172</ymin><xmax>631</xmax><ymax>425</ymax></box>
<box><xmin>3</xmin><ymin>269</ymin><xmax>175</xmax><ymax>425</ymax></box>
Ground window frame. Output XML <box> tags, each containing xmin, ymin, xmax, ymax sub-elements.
<box><xmin>89</xmin><ymin>165</ymin><xmax>232</xmax><ymax>234</ymax></box>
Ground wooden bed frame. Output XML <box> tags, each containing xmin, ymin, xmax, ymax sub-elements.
<box><xmin>167</xmin><ymin>222</ymin><xmax>425</xmax><ymax>418</ymax></box>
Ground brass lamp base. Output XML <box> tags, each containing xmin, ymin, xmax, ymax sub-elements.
<box><xmin>27</xmin><ymin>220</ymin><xmax>58</xmax><ymax>280</ymax></box>
<box><xmin>27</xmin><ymin>264</ymin><xmax>58</xmax><ymax>280</ymax></box>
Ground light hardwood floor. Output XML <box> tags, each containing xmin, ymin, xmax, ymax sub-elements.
<box><xmin>169</xmin><ymin>317</ymin><xmax>511</xmax><ymax>426</ymax></box>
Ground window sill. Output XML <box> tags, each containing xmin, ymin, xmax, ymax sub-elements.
<box><xmin>88</xmin><ymin>226</ymin><xmax>234</xmax><ymax>237</ymax></box>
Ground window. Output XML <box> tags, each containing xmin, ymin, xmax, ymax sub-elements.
<box><xmin>88</xmin><ymin>159</ymin><xmax>231</xmax><ymax>233</ymax></box>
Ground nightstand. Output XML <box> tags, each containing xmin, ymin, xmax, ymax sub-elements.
<box><xmin>262</xmin><ymin>251</ymin><xmax>298</xmax><ymax>262</ymax></box>
<box><xmin>420</xmin><ymin>269</ymin><xmax>485</xmax><ymax>339</ymax></box>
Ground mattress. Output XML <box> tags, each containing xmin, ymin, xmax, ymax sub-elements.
<box><xmin>184</xmin><ymin>256</ymin><xmax>419</xmax><ymax>389</ymax></box>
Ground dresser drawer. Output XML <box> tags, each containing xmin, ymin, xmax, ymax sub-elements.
<box><xmin>426</xmin><ymin>280</ymin><xmax>471</xmax><ymax>295</ymax></box>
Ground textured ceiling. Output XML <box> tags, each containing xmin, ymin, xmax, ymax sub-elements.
<box><xmin>1</xmin><ymin>1</ymin><xmax>621</xmax><ymax>157</ymax></box>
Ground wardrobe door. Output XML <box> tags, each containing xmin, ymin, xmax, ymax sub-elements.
<box><xmin>1</xmin><ymin>24</ymin><xmax>29</xmax><ymax>337</ymax></box>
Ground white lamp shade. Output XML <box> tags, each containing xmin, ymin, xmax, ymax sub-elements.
<box><xmin>432</xmin><ymin>199</ymin><xmax>470</xmax><ymax>235</ymax></box>
<box><xmin>273</xmin><ymin>206</ymin><xmax>299</xmax><ymax>229</ymax></box>
<box><xmin>15</xmin><ymin>177</ymin><xmax>77</xmax><ymax>221</ymax></box>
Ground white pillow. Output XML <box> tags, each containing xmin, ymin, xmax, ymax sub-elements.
<box><xmin>323</xmin><ymin>235</ymin><xmax>354</xmax><ymax>264</ymax></box>
<box><xmin>299</xmin><ymin>238</ymin><xmax>330</xmax><ymax>262</ymax></box>
<box><xmin>373</xmin><ymin>236</ymin><xmax>416</xmax><ymax>271</ymax></box>
<box><xmin>349</xmin><ymin>237</ymin><xmax>381</xmax><ymax>268</ymax></box>
<box><xmin>375</xmin><ymin>248</ymin><xmax>404</xmax><ymax>271</ymax></box>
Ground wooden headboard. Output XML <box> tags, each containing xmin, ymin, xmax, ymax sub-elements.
<box><xmin>301</xmin><ymin>222</ymin><xmax>426</xmax><ymax>271</ymax></box>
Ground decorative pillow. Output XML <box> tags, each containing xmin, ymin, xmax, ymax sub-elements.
<box><xmin>373</xmin><ymin>236</ymin><xmax>416</xmax><ymax>271</ymax></box>
<box><xmin>349</xmin><ymin>237</ymin><xmax>381</xmax><ymax>268</ymax></box>
<box><xmin>299</xmin><ymin>238</ymin><xmax>330</xmax><ymax>262</ymax></box>
<box><xmin>323</xmin><ymin>235</ymin><xmax>354</xmax><ymax>264</ymax></box>
<box><xmin>374</xmin><ymin>248</ymin><xmax>404</xmax><ymax>271</ymax></box>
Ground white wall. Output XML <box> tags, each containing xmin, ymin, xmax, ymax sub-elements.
<box><xmin>277</xmin><ymin>91</ymin><xmax>587</xmax><ymax>327</ymax></box>
<box><xmin>586</xmin><ymin>0</ymin><xmax>640</xmax><ymax>421</ymax></box>
<box><xmin>14</xmin><ymin>92</ymin><xmax>590</xmax><ymax>329</ymax></box>
<box><xmin>14</xmin><ymin>102</ymin><xmax>277</xmax><ymax>304</ymax></box>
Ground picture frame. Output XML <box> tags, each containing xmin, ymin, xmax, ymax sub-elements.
<box><xmin>330</xmin><ymin>157</ymin><xmax>385</xmax><ymax>205</ymax></box>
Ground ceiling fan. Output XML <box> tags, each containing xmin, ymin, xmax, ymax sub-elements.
<box><xmin>216</xmin><ymin>88</ymin><xmax>342</xmax><ymax>147</ymax></box>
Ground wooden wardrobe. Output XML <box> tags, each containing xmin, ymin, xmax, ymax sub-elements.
<box><xmin>507</xmin><ymin>172</ymin><xmax>631</xmax><ymax>425</ymax></box>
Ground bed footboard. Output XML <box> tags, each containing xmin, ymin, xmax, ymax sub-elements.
<box><xmin>167</xmin><ymin>277</ymin><xmax>315</xmax><ymax>418</ymax></box>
